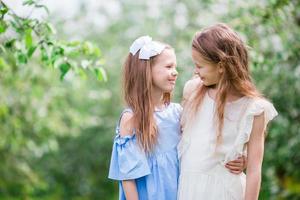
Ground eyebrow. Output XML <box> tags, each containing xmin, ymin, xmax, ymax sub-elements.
<box><xmin>194</xmin><ymin>59</ymin><xmax>209</xmax><ymax>66</ymax></box>
<box><xmin>164</xmin><ymin>60</ymin><xmax>176</xmax><ymax>66</ymax></box>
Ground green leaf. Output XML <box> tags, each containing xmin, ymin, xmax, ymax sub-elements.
<box><xmin>0</xmin><ymin>20</ymin><xmax>7</xmax><ymax>34</ymax></box>
<box><xmin>0</xmin><ymin>44</ymin><xmax>6</xmax><ymax>53</ymax></box>
<box><xmin>16</xmin><ymin>52</ymin><xmax>28</xmax><ymax>64</ymax></box>
<box><xmin>53</xmin><ymin>57</ymin><xmax>65</xmax><ymax>69</ymax></box>
<box><xmin>75</xmin><ymin>67</ymin><xmax>87</xmax><ymax>79</ymax></box>
<box><xmin>0</xmin><ymin>104</ymin><xmax>8</xmax><ymax>117</ymax></box>
<box><xmin>41</xmin><ymin>46</ymin><xmax>50</xmax><ymax>62</ymax></box>
<box><xmin>93</xmin><ymin>47</ymin><xmax>101</xmax><ymax>56</ymax></box>
<box><xmin>27</xmin><ymin>45</ymin><xmax>37</xmax><ymax>58</ymax></box>
<box><xmin>82</xmin><ymin>42</ymin><xmax>94</xmax><ymax>55</ymax></box>
<box><xmin>52</xmin><ymin>46</ymin><xmax>64</xmax><ymax>57</ymax></box>
<box><xmin>45</xmin><ymin>23</ymin><xmax>56</xmax><ymax>34</ymax></box>
<box><xmin>94</xmin><ymin>67</ymin><xmax>107</xmax><ymax>82</ymax></box>
<box><xmin>0</xmin><ymin>3</ymin><xmax>9</xmax><ymax>18</ymax></box>
<box><xmin>59</xmin><ymin>62</ymin><xmax>71</xmax><ymax>80</ymax></box>
<box><xmin>25</xmin><ymin>28</ymin><xmax>33</xmax><ymax>48</ymax></box>
<box><xmin>0</xmin><ymin>57</ymin><xmax>9</xmax><ymax>70</ymax></box>
<box><xmin>4</xmin><ymin>39</ymin><xmax>16</xmax><ymax>48</ymax></box>
<box><xmin>35</xmin><ymin>4</ymin><xmax>50</xmax><ymax>14</ymax></box>
<box><xmin>23</xmin><ymin>0</ymin><xmax>35</xmax><ymax>6</ymax></box>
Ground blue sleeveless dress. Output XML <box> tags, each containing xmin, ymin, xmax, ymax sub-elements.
<box><xmin>108</xmin><ymin>103</ymin><xmax>182</xmax><ymax>200</ymax></box>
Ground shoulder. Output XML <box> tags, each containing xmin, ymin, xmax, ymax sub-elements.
<box><xmin>183</xmin><ymin>77</ymin><xmax>202</xmax><ymax>99</ymax></box>
<box><xmin>247</xmin><ymin>97</ymin><xmax>277</xmax><ymax>113</ymax></box>
<box><xmin>170</xmin><ymin>102</ymin><xmax>183</xmax><ymax>111</ymax></box>
<box><xmin>245</xmin><ymin>97</ymin><xmax>278</xmax><ymax>127</ymax></box>
<box><xmin>168</xmin><ymin>102</ymin><xmax>183</xmax><ymax>115</ymax></box>
<box><xmin>119</xmin><ymin>110</ymin><xmax>135</xmax><ymax>137</ymax></box>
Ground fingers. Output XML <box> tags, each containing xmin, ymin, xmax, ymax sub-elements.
<box><xmin>225</xmin><ymin>156</ymin><xmax>245</xmax><ymax>174</ymax></box>
<box><xmin>226</xmin><ymin>161</ymin><xmax>243</xmax><ymax>168</ymax></box>
<box><xmin>230</xmin><ymin>156</ymin><xmax>244</xmax><ymax>163</ymax></box>
<box><xmin>225</xmin><ymin>162</ymin><xmax>242</xmax><ymax>168</ymax></box>
<box><xmin>226</xmin><ymin>161</ymin><xmax>243</xmax><ymax>167</ymax></box>
<box><xmin>226</xmin><ymin>165</ymin><xmax>243</xmax><ymax>171</ymax></box>
<box><xmin>229</xmin><ymin>169</ymin><xmax>242</xmax><ymax>174</ymax></box>
<box><xmin>225</xmin><ymin>164</ymin><xmax>243</xmax><ymax>174</ymax></box>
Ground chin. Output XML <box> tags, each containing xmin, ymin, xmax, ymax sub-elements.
<box><xmin>164</xmin><ymin>87</ymin><xmax>174</xmax><ymax>93</ymax></box>
<box><xmin>203</xmin><ymin>82</ymin><xmax>214</xmax><ymax>87</ymax></box>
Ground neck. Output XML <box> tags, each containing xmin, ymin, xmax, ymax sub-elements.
<box><xmin>209</xmin><ymin>84</ymin><xmax>218</xmax><ymax>90</ymax></box>
<box><xmin>152</xmin><ymin>88</ymin><xmax>164</xmax><ymax>109</ymax></box>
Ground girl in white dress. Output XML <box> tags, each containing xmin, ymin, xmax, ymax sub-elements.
<box><xmin>177</xmin><ymin>23</ymin><xmax>278</xmax><ymax>200</ymax></box>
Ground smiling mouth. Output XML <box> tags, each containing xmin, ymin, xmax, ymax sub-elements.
<box><xmin>168</xmin><ymin>80</ymin><xmax>176</xmax><ymax>84</ymax></box>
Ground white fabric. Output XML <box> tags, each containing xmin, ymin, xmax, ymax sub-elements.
<box><xmin>129</xmin><ymin>35</ymin><xmax>166</xmax><ymax>60</ymax></box>
<box><xmin>177</xmin><ymin>93</ymin><xmax>278</xmax><ymax>200</ymax></box>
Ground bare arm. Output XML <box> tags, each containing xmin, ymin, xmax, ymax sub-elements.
<box><xmin>119</xmin><ymin>112</ymin><xmax>139</xmax><ymax>200</ymax></box>
<box><xmin>245</xmin><ymin>112</ymin><xmax>266</xmax><ymax>200</ymax></box>
<box><xmin>122</xmin><ymin>180</ymin><xmax>139</xmax><ymax>200</ymax></box>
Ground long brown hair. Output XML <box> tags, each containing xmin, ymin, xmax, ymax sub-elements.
<box><xmin>123</xmin><ymin>45</ymin><xmax>172</xmax><ymax>153</ymax></box>
<box><xmin>187</xmin><ymin>23</ymin><xmax>262</xmax><ymax>145</ymax></box>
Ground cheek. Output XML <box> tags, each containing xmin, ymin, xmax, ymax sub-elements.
<box><xmin>198</xmin><ymin>69</ymin><xmax>206</xmax><ymax>76</ymax></box>
<box><xmin>159</xmin><ymin>69</ymin><xmax>171</xmax><ymax>78</ymax></box>
<box><xmin>153</xmin><ymin>67</ymin><xmax>166</xmax><ymax>75</ymax></box>
<box><xmin>152</xmin><ymin>71</ymin><xmax>165</xmax><ymax>84</ymax></box>
<box><xmin>208</xmin><ymin>72</ymin><xmax>220</xmax><ymax>84</ymax></box>
<box><xmin>195</xmin><ymin>68</ymin><xmax>200</xmax><ymax>74</ymax></box>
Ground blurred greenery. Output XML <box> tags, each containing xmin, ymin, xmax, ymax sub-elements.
<box><xmin>0</xmin><ymin>0</ymin><xmax>299</xmax><ymax>199</ymax></box>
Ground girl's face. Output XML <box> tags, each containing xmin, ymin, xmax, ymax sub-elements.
<box><xmin>192</xmin><ymin>50</ymin><xmax>221</xmax><ymax>86</ymax></box>
<box><xmin>151</xmin><ymin>49</ymin><xmax>178</xmax><ymax>93</ymax></box>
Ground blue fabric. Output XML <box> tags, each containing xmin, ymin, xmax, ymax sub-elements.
<box><xmin>108</xmin><ymin>103</ymin><xmax>182</xmax><ymax>200</ymax></box>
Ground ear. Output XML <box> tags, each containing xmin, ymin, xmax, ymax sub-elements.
<box><xmin>217</xmin><ymin>63</ymin><xmax>224</xmax><ymax>74</ymax></box>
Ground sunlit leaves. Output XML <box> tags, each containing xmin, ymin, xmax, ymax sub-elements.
<box><xmin>0</xmin><ymin>0</ymin><xmax>106</xmax><ymax>81</ymax></box>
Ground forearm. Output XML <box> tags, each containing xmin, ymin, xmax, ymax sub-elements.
<box><xmin>245</xmin><ymin>171</ymin><xmax>261</xmax><ymax>200</ymax></box>
<box><xmin>122</xmin><ymin>180</ymin><xmax>139</xmax><ymax>200</ymax></box>
<box><xmin>245</xmin><ymin>113</ymin><xmax>266</xmax><ymax>200</ymax></box>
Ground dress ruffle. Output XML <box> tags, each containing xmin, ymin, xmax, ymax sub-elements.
<box><xmin>223</xmin><ymin>98</ymin><xmax>278</xmax><ymax>164</ymax></box>
<box><xmin>108</xmin><ymin>133</ymin><xmax>151</xmax><ymax>180</ymax></box>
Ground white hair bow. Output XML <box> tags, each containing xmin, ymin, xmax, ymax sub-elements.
<box><xmin>129</xmin><ymin>36</ymin><xmax>166</xmax><ymax>60</ymax></box>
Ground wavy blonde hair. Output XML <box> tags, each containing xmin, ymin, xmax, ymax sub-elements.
<box><xmin>187</xmin><ymin>23</ymin><xmax>262</xmax><ymax>145</ymax></box>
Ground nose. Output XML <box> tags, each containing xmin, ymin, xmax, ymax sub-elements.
<box><xmin>194</xmin><ymin>67</ymin><xmax>199</xmax><ymax>75</ymax></box>
<box><xmin>171</xmin><ymin>69</ymin><xmax>178</xmax><ymax>77</ymax></box>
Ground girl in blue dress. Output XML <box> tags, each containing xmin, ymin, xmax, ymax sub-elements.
<box><xmin>108</xmin><ymin>36</ymin><xmax>245</xmax><ymax>200</ymax></box>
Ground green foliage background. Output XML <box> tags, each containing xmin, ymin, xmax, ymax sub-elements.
<box><xmin>0</xmin><ymin>0</ymin><xmax>299</xmax><ymax>199</ymax></box>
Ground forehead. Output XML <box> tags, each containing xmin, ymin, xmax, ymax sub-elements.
<box><xmin>191</xmin><ymin>50</ymin><xmax>209</xmax><ymax>64</ymax></box>
<box><xmin>154</xmin><ymin>48</ymin><xmax>176</xmax><ymax>65</ymax></box>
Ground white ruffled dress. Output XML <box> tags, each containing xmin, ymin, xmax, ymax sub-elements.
<box><xmin>177</xmin><ymin>92</ymin><xmax>278</xmax><ymax>200</ymax></box>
